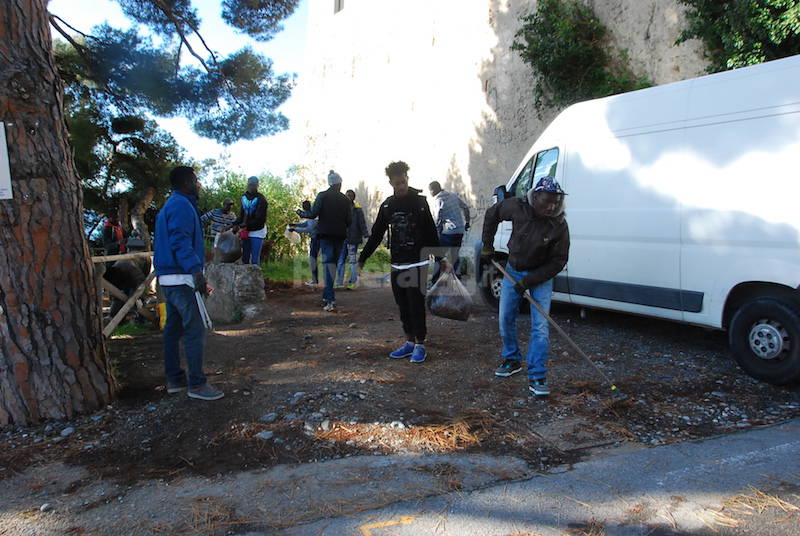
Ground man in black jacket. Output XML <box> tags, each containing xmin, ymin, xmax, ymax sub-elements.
<box><xmin>358</xmin><ymin>161</ymin><xmax>449</xmax><ymax>364</ymax></box>
<box><xmin>299</xmin><ymin>170</ymin><xmax>352</xmax><ymax>311</ymax></box>
<box><xmin>481</xmin><ymin>176</ymin><xmax>570</xmax><ymax>396</ymax></box>
<box><xmin>231</xmin><ymin>176</ymin><xmax>268</xmax><ymax>264</ymax></box>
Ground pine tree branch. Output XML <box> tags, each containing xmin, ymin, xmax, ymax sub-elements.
<box><xmin>149</xmin><ymin>0</ymin><xmax>247</xmax><ymax>110</ymax></box>
<box><xmin>180</xmin><ymin>15</ymin><xmax>219</xmax><ymax>65</ymax></box>
<box><xmin>49</xmin><ymin>14</ymin><xmax>97</xmax><ymax>41</ymax></box>
<box><xmin>48</xmin><ymin>15</ymin><xmax>91</xmax><ymax>62</ymax></box>
<box><xmin>150</xmin><ymin>0</ymin><xmax>211</xmax><ymax>72</ymax></box>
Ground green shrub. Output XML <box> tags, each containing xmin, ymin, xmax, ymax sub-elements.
<box><xmin>200</xmin><ymin>170</ymin><xmax>306</xmax><ymax>260</ymax></box>
<box><xmin>511</xmin><ymin>0</ymin><xmax>651</xmax><ymax>111</ymax></box>
<box><xmin>677</xmin><ymin>0</ymin><xmax>800</xmax><ymax>72</ymax></box>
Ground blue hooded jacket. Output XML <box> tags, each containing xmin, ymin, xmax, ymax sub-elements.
<box><xmin>154</xmin><ymin>190</ymin><xmax>205</xmax><ymax>275</ymax></box>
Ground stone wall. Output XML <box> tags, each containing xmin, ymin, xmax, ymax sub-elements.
<box><xmin>299</xmin><ymin>0</ymin><xmax>706</xmax><ymax>247</ymax></box>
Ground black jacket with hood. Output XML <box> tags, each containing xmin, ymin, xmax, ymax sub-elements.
<box><xmin>359</xmin><ymin>187</ymin><xmax>440</xmax><ymax>266</ymax></box>
<box><xmin>482</xmin><ymin>196</ymin><xmax>570</xmax><ymax>288</ymax></box>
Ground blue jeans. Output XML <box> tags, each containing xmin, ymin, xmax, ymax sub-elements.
<box><xmin>309</xmin><ymin>235</ymin><xmax>320</xmax><ymax>283</ymax></box>
<box><xmin>336</xmin><ymin>243</ymin><xmax>359</xmax><ymax>285</ymax></box>
<box><xmin>431</xmin><ymin>233</ymin><xmax>463</xmax><ymax>283</ymax></box>
<box><xmin>320</xmin><ymin>238</ymin><xmax>345</xmax><ymax>304</ymax></box>
<box><xmin>499</xmin><ymin>263</ymin><xmax>553</xmax><ymax>380</ymax></box>
<box><xmin>242</xmin><ymin>236</ymin><xmax>264</xmax><ymax>264</ymax></box>
<box><xmin>163</xmin><ymin>285</ymin><xmax>207</xmax><ymax>387</ymax></box>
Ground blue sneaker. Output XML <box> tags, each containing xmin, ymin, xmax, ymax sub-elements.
<box><xmin>410</xmin><ymin>344</ymin><xmax>426</xmax><ymax>364</ymax></box>
<box><xmin>389</xmin><ymin>341</ymin><xmax>415</xmax><ymax>359</ymax></box>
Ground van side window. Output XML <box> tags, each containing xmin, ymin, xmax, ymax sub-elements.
<box><xmin>511</xmin><ymin>158</ymin><xmax>535</xmax><ymax>198</ymax></box>
<box><xmin>513</xmin><ymin>147</ymin><xmax>559</xmax><ymax>198</ymax></box>
<box><xmin>532</xmin><ymin>148</ymin><xmax>559</xmax><ymax>187</ymax></box>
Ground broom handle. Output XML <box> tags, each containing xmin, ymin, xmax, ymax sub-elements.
<box><xmin>491</xmin><ymin>260</ymin><xmax>616</xmax><ymax>388</ymax></box>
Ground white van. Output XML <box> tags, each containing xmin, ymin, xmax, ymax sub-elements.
<box><xmin>476</xmin><ymin>55</ymin><xmax>800</xmax><ymax>385</ymax></box>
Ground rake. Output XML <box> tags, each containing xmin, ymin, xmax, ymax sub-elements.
<box><xmin>492</xmin><ymin>260</ymin><xmax>622</xmax><ymax>395</ymax></box>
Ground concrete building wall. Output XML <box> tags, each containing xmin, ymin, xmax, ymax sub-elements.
<box><xmin>299</xmin><ymin>0</ymin><xmax>706</xmax><ymax>245</ymax></box>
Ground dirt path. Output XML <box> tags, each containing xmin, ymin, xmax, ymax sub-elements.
<box><xmin>1</xmin><ymin>281</ymin><xmax>799</xmax><ymax>534</ymax></box>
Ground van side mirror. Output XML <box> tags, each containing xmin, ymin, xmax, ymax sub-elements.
<box><xmin>493</xmin><ymin>185</ymin><xmax>507</xmax><ymax>202</ymax></box>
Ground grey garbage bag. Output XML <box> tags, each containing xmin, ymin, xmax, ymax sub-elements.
<box><xmin>426</xmin><ymin>271</ymin><xmax>473</xmax><ymax>321</ymax></box>
<box><xmin>213</xmin><ymin>230</ymin><xmax>242</xmax><ymax>263</ymax></box>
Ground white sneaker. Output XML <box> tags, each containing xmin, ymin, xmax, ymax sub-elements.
<box><xmin>303</xmin><ymin>280</ymin><xmax>318</xmax><ymax>287</ymax></box>
<box><xmin>323</xmin><ymin>302</ymin><xmax>336</xmax><ymax>312</ymax></box>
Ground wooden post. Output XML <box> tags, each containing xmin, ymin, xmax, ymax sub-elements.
<box><xmin>102</xmin><ymin>272</ymin><xmax>156</xmax><ymax>337</ymax></box>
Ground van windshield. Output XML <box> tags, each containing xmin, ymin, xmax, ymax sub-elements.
<box><xmin>514</xmin><ymin>147</ymin><xmax>559</xmax><ymax>198</ymax></box>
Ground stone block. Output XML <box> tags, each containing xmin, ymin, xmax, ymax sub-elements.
<box><xmin>204</xmin><ymin>264</ymin><xmax>266</xmax><ymax>324</ymax></box>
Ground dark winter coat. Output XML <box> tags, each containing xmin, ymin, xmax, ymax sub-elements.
<box><xmin>347</xmin><ymin>203</ymin><xmax>370</xmax><ymax>245</ymax></box>
<box><xmin>359</xmin><ymin>187</ymin><xmax>440</xmax><ymax>266</ymax></box>
<box><xmin>482</xmin><ymin>197</ymin><xmax>570</xmax><ymax>288</ymax></box>
<box><xmin>300</xmin><ymin>186</ymin><xmax>352</xmax><ymax>240</ymax></box>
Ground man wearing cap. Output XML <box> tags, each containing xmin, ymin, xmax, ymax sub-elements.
<box><xmin>481</xmin><ymin>176</ymin><xmax>570</xmax><ymax>396</ymax></box>
<box><xmin>231</xmin><ymin>176</ymin><xmax>268</xmax><ymax>264</ymax></box>
<box><xmin>298</xmin><ymin>170</ymin><xmax>352</xmax><ymax>311</ymax></box>
<box><xmin>200</xmin><ymin>198</ymin><xmax>237</xmax><ymax>240</ymax></box>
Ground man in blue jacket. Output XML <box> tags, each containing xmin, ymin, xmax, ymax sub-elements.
<box><xmin>154</xmin><ymin>166</ymin><xmax>223</xmax><ymax>401</ymax></box>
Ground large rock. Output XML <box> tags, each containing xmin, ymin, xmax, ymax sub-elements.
<box><xmin>204</xmin><ymin>264</ymin><xmax>266</xmax><ymax>324</ymax></box>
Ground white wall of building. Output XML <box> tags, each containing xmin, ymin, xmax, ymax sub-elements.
<box><xmin>299</xmin><ymin>0</ymin><xmax>706</xmax><ymax>245</ymax></box>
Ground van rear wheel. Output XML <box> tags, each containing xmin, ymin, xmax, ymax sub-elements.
<box><xmin>729</xmin><ymin>298</ymin><xmax>800</xmax><ymax>385</ymax></box>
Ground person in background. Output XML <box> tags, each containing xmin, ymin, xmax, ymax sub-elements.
<box><xmin>429</xmin><ymin>181</ymin><xmax>470</xmax><ymax>282</ymax></box>
<box><xmin>200</xmin><ymin>198</ymin><xmax>236</xmax><ymax>240</ymax></box>
<box><xmin>289</xmin><ymin>200</ymin><xmax>320</xmax><ymax>287</ymax></box>
<box><xmin>480</xmin><ymin>176</ymin><xmax>569</xmax><ymax>397</ymax></box>
<box><xmin>231</xmin><ymin>176</ymin><xmax>268</xmax><ymax>264</ymax></box>
<box><xmin>335</xmin><ymin>189</ymin><xmax>370</xmax><ymax>289</ymax></box>
<box><xmin>357</xmin><ymin>161</ymin><xmax>449</xmax><ymax>364</ymax></box>
<box><xmin>298</xmin><ymin>170</ymin><xmax>352</xmax><ymax>311</ymax></box>
<box><xmin>153</xmin><ymin>165</ymin><xmax>223</xmax><ymax>401</ymax></box>
<box><xmin>103</xmin><ymin>211</ymin><xmax>127</xmax><ymax>257</ymax></box>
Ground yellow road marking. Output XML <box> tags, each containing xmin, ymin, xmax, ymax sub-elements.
<box><xmin>359</xmin><ymin>516</ymin><xmax>416</xmax><ymax>536</ymax></box>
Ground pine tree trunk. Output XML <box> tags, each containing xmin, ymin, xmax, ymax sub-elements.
<box><xmin>131</xmin><ymin>186</ymin><xmax>155</xmax><ymax>250</ymax></box>
<box><xmin>0</xmin><ymin>0</ymin><xmax>115</xmax><ymax>426</ymax></box>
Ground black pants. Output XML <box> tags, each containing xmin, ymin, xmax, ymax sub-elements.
<box><xmin>391</xmin><ymin>265</ymin><xmax>428</xmax><ymax>342</ymax></box>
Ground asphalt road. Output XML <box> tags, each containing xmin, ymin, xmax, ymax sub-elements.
<box><xmin>279</xmin><ymin>419</ymin><xmax>800</xmax><ymax>536</ymax></box>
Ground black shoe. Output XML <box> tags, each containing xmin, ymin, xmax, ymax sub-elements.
<box><xmin>529</xmin><ymin>378</ymin><xmax>550</xmax><ymax>396</ymax></box>
<box><xmin>494</xmin><ymin>359</ymin><xmax>522</xmax><ymax>377</ymax></box>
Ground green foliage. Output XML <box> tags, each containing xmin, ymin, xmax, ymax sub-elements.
<box><xmin>677</xmin><ymin>0</ymin><xmax>800</xmax><ymax>72</ymax></box>
<box><xmin>65</xmin><ymin>89</ymin><xmax>183</xmax><ymax>213</ymax></box>
<box><xmin>260</xmin><ymin>246</ymin><xmax>391</xmax><ymax>284</ymax></box>
<box><xmin>511</xmin><ymin>0</ymin><xmax>651</xmax><ymax>111</ymax></box>
<box><xmin>222</xmin><ymin>0</ymin><xmax>300</xmax><ymax>42</ymax></box>
<box><xmin>64</xmin><ymin>79</ymin><xmax>184</xmax><ymax>215</ymax></box>
<box><xmin>111</xmin><ymin>322</ymin><xmax>155</xmax><ymax>338</ymax></box>
<box><xmin>50</xmin><ymin>1</ymin><xmax>297</xmax><ymax>144</ymax></box>
<box><xmin>199</xmin><ymin>171</ymin><xmax>306</xmax><ymax>260</ymax></box>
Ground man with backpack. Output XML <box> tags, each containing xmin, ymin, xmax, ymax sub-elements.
<box><xmin>358</xmin><ymin>161</ymin><xmax>450</xmax><ymax>364</ymax></box>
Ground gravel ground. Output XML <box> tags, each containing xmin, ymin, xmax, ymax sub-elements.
<box><xmin>1</xmin><ymin>283</ymin><xmax>799</xmax><ymax>533</ymax></box>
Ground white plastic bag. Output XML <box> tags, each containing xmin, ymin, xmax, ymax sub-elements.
<box><xmin>426</xmin><ymin>271</ymin><xmax>473</xmax><ymax>321</ymax></box>
<box><xmin>284</xmin><ymin>226</ymin><xmax>301</xmax><ymax>245</ymax></box>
